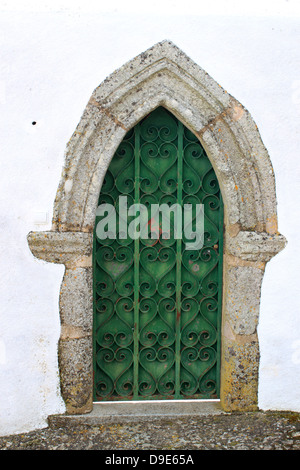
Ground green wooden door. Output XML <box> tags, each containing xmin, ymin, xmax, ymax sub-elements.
<box><xmin>93</xmin><ymin>107</ymin><xmax>223</xmax><ymax>401</ymax></box>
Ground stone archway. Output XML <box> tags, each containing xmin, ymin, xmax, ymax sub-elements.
<box><xmin>27</xmin><ymin>40</ymin><xmax>287</xmax><ymax>414</ymax></box>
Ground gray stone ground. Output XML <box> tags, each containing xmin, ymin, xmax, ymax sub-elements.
<box><xmin>0</xmin><ymin>411</ymin><xmax>299</xmax><ymax>450</ymax></box>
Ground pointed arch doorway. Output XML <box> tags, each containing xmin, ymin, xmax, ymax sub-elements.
<box><xmin>27</xmin><ymin>41</ymin><xmax>286</xmax><ymax>414</ymax></box>
<box><xmin>93</xmin><ymin>107</ymin><xmax>224</xmax><ymax>401</ymax></box>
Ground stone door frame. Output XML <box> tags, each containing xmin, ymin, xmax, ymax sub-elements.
<box><xmin>27</xmin><ymin>40</ymin><xmax>286</xmax><ymax>414</ymax></box>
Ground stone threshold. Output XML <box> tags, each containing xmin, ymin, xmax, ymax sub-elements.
<box><xmin>48</xmin><ymin>400</ymin><xmax>224</xmax><ymax>427</ymax></box>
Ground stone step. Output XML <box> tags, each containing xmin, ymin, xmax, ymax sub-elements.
<box><xmin>48</xmin><ymin>400</ymin><xmax>224</xmax><ymax>427</ymax></box>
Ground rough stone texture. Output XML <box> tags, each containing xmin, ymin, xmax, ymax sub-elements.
<box><xmin>226</xmin><ymin>266</ymin><xmax>264</xmax><ymax>335</ymax></box>
<box><xmin>220</xmin><ymin>336</ymin><xmax>260</xmax><ymax>412</ymax></box>
<box><xmin>59</xmin><ymin>267</ymin><xmax>93</xmax><ymax>334</ymax></box>
<box><xmin>26</xmin><ymin>40</ymin><xmax>287</xmax><ymax>415</ymax></box>
<box><xmin>226</xmin><ymin>230</ymin><xmax>287</xmax><ymax>262</ymax></box>
<box><xmin>27</xmin><ymin>231</ymin><xmax>92</xmax><ymax>267</ymax></box>
<box><xmin>58</xmin><ymin>336</ymin><xmax>93</xmax><ymax>415</ymax></box>
<box><xmin>58</xmin><ymin>267</ymin><xmax>93</xmax><ymax>414</ymax></box>
<box><xmin>0</xmin><ymin>411</ymin><xmax>299</xmax><ymax>450</ymax></box>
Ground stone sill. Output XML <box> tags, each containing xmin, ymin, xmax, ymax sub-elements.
<box><xmin>48</xmin><ymin>400</ymin><xmax>223</xmax><ymax>427</ymax></box>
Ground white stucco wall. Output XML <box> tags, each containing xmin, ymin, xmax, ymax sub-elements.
<box><xmin>0</xmin><ymin>0</ymin><xmax>300</xmax><ymax>436</ymax></box>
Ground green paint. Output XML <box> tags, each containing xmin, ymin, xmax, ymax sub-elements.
<box><xmin>93</xmin><ymin>107</ymin><xmax>223</xmax><ymax>401</ymax></box>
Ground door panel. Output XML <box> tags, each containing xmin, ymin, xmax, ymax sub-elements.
<box><xmin>93</xmin><ymin>107</ymin><xmax>223</xmax><ymax>401</ymax></box>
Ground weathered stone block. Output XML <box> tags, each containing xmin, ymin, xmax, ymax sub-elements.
<box><xmin>221</xmin><ymin>336</ymin><xmax>260</xmax><ymax>412</ymax></box>
<box><xmin>226</xmin><ymin>265</ymin><xmax>264</xmax><ymax>335</ymax></box>
<box><xmin>59</xmin><ymin>267</ymin><xmax>93</xmax><ymax>334</ymax></box>
<box><xmin>58</xmin><ymin>337</ymin><xmax>93</xmax><ymax>414</ymax></box>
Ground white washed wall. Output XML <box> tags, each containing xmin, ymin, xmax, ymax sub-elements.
<box><xmin>0</xmin><ymin>1</ymin><xmax>300</xmax><ymax>435</ymax></box>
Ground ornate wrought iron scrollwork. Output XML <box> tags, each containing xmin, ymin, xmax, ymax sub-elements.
<box><xmin>93</xmin><ymin>107</ymin><xmax>223</xmax><ymax>401</ymax></box>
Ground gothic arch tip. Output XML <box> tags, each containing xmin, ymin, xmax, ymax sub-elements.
<box><xmin>51</xmin><ymin>40</ymin><xmax>283</xmax><ymax>240</ymax></box>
